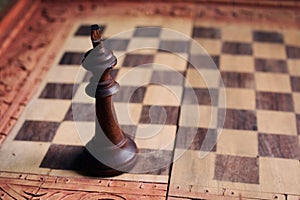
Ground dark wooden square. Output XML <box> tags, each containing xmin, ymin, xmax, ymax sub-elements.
<box><xmin>253</xmin><ymin>31</ymin><xmax>283</xmax><ymax>43</ymax></box>
<box><xmin>220</xmin><ymin>109</ymin><xmax>257</xmax><ymax>130</ymax></box>
<box><xmin>15</xmin><ymin>120</ymin><xmax>59</xmax><ymax>142</ymax></box>
<box><xmin>133</xmin><ymin>27</ymin><xmax>161</xmax><ymax>37</ymax></box>
<box><xmin>39</xmin><ymin>83</ymin><xmax>78</xmax><ymax>99</ymax></box>
<box><xmin>286</xmin><ymin>46</ymin><xmax>300</xmax><ymax>59</ymax></box>
<box><xmin>150</xmin><ymin>71</ymin><xmax>184</xmax><ymax>85</ymax></box>
<box><xmin>139</xmin><ymin>105</ymin><xmax>179</xmax><ymax>125</ymax></box>
<box><xmin>113</xmin><ymin>86</ymin><xmax>146</xmax><ymax>103</ymax></box>
<box><xmin>214</xmin><ymin>154</ymin><xmax>259</xmax><ymax>184</ymax></box>
<box><xmin>64</xmin><ymin>103</ymin><xmax>95</xmax><ymax>121</ymax></box>
<box><xmin>188</xmin><ymin>55</ymin><xmax>219</xmax><ymax>69</ymax></box>
<box><xmin>221</xmin><ymin>72</ymin><xmax>254</xmax><ymax>89</ymax></box>
<box><xmin>182</xmin><ymin>88</ymin><xmax>218</xmax><ymax>106</ymax></box>
<box><xmin>291</xmin><ymin>76</ymin><xmax>300</xmax><ymax>92</ymax></box>
<box><xmin>192</xmin><ymin>27</ymin><xmax>221</xmax><ymax>39</ymax></box>
<box><xmin>256</xmin><ymin>92</ymin><xmax>294</xmax><ymax>111</ymax></box>
<box><xmin>123</xmin><ymin>54</ymin><xmax>154</xmax><ymax>67</ymax></box>
<box><xmin>131</xmin><ymin>148</ymin><xmax>172</xmax><ymax>175</ymax></box>
<box><xmin>176</xmin><ymin>127</ymin><xmax>217</xmax><ymax>152</ymax></box>
<box><xmin>59</xmin><ymin>52</ymin><xmax>84</xmax><ymax>65</ymax></box>
<box><xmin>222</xmin><ymin>42</ymin><xmax>253</xmax><ymax>55</ymax></box>
<box><xmin>40</xmin><ymin>144</ymin><xmax>84</xmax><ymax>170</ymax></box>
<box><xmin>255</xmin><ymin>58</ymin><xmax>288</xmax><ymax>73</ymax></box>
<box><xmin>297</xmin><ymin>114</ymin><xmax>300</xmax><ymax>135</ymax></box>
<box><xmin>159</xmin><ymin>40</ymin><xmax>190</xmax><ymax>53</ymax></box>
<box><xmin>104</xmin><ymin>39</ymin><xmax>129</xmax><ymax>51</ymax></box>
<box><xmin>258</xmin><ymin>133</ymin><xmax>300</xmax><ymax>159</ymax></box>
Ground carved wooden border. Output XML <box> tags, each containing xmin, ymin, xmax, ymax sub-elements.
<box><xmin>0</xmin><ymin>172</ymin><xmax>167</xmax><ymax>199</ymax></box>
<box><xmin>0</xmin><ymin>1</ymin><xmax>300</xmax><ymax>198</ymax></box>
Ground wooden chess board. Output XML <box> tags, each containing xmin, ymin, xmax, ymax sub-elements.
<box><xmin>0</xmin><ymin>15</ymin><xmax>300</xmax><ymax>199</ymax></box>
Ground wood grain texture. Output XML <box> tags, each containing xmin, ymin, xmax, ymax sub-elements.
<box><xmin>258</xmin><ymin>133</ymin><xmax>300</xmax><ymax>159</ymax></box>
<box><xmin>286</xmin><ymin>46</ymin><xmax>300</xmax><ymax>59</ymax></box>
<box><xmin>291</xmin><ymin>76</ymin><xmax>300</xmax><ymax>92</ymax></box>
<box><xmin>253</xmin><ymin>31</ymin><xmax>283</xmax><ymax>43</ymax></box>
<box><xmin>221</xmin><ymin>72</ymin><xmax>255</xmax><ymax>89</ymax></box>
<box><xmin>192</xmin><ymin>26</ymin><xmax>221</xmax><ymax>39</ymax></box>
<box><xmin>123</xmin><ymin>54</ymin><xmax>154</xmax><ymax>67</ymax></box>
<box><xmin>256</xmin><ymin>92</ymin><xmax>294</xmax><ymax>112</ymax></box>
<box><xmin>221</xmin><ymin>42</ymin><xmax>253</xmax><ymax>55</ymax></box>
<box><xmin>214</xmin><ymin>154</ymin><xmax>259</xmax><ymax>184</ymax></box>
<box><xmin>139</xmin><ymin>105</ymin><xmax>179</xmax><ymax>125</ymax></box>
<box><xmin>176</xmin><ymin>127</ymin><xmax>217</xmax><ymax>151</ymax></box>
<box><xmin>220</xmin><ymin>109</ymin><xmax>257</xmax><ymax>130</ymax></box>
<box><xmin>15</xmin><ymin>120</ymin><xmax>60</xmax><ymax>142</ymax></box>
<box><xmin>254</xmin><ymin>58</ymin><xmax>288</xmax><ymax>73</ymax></box>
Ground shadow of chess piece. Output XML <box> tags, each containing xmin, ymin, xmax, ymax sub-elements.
<box><xmin>80</xmin><ymin>24</ymin><xmax>138</xmax><ymax>177</ymax></box>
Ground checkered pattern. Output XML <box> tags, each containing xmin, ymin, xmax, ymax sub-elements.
<box><xmin>170</xmin><ymin>24</ymin><xmax>300</xmax><ymax>198</ymax></box>
<box><xmin>0</xmin><ymin>18</ymin><xmax>299</xmax><ymax>198</ymax></box>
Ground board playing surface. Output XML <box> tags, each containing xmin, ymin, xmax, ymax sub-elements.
<box><xmin>0</xmin><ymin>16</ymin><xmax>299</xmax><ymax>199</ymax></box>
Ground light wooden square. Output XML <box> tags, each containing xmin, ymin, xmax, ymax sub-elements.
<box><xmin>114</xmin><ymin>102</ymin><xmax>142</xmax><ymax>125</ymax></box>
<box><xmin>220</xmin><ymin>55</ymin><xmax>254</xmax><ymax>73</ymax></box>
<box><xmin>25</xmin><ymin>99</ymin><xmax>71</xmax><ymax>122</ymax></box>
<box><xmin>282</xmin><ymin>30</ymin><xmax>300</xmax><ymax>46</ymax></box>
<box><xmin>222</xmin><ymin>25</ymin><xmax>252</xmax><ymax>42</ymax></box>
<box><xmin>253</xmin><ymin>43</ymin><xmax>286</xmax><ymax>59</ymax></box>
<box><xmin>288</xmin><ymin>59</ymin><xmax>300</xmax><ymax>76</ymax></box>
<box><xmin>217</xmin><ymin>129</ymin><xmax>258</xmax><ymax>157</ymax></box>
<box><xmin>135</xmin><ymin>124</ymin><xmax>176</xmax><ymax>150</ymax></box>
<box><xmin>0</xmin><ymin>141</ymin><xmax>50</xmax><ymax>174</ymax></box>
<box><xmin>257</xmin><ymin>110</ymin><xmax>297</xmax><ymax>135</ymax></box>
<box><xmin>127</xmin><ymin>38</ymin><xmax>160</xmax><ymax>52</ymax></box>
<box><xmin>153</xmin><ymin>53</ymin><xmax>187</xmax><ymax>71</ymax></box>
<box><xmin>46</xmin><ymin>66</ymin><xmax>84</xmax><ymax>83</ymax></box>
<box><xmin>179</xmin><ymin>105</ymin><xmax>201</xmax><ymax>127</ymax></box>
<box><xmin>160</xmin><ymin>17</ymin><xmax>193</xmax><ymax>36</ymax></box>
<box><xmin>65</xmin><ymin>37</ymin><xmax>92</xmax><ymax>52</ymax></box>
<box><xmin>72</xmin><ymin>83</ymin><xmax>95</xmax><ymax>104</ymax></box>
<box><xmin>170</xmin><ymin>150</ymin><xmax>217</xmax><ymax>189</ymax></box>
<box><xmin>293</xmin><ymin>92</ymin><xmax>300</xmax><ymax>114</ymax></box>
<box><xmin>116</xmin><ymin>68</ymin><xmax>152</xmax><ymax>86</ymax></box>
<box><xmin>255</xmin><ymin>72</ymin><xmax>291</xmax><ymax>93</ymax></box>
<box><xmin>191</xmin><ymin>39</ymin><xmax>222</xmax><ymax>55</ymax></box>
<box><xmin>143</xmin><ymin>85</ymin><xmax>182</xmax><ymax>106</ymax></box>
<box><xmin>260</xmin><ymin>157</ymin><xmax>300</xmax><ymax>194</ymax></box>
<box><xmin>52</xmin><ymin>121</ymin><xmax>94</xmax><ymax>145</ymax></box>
<box><xmin>179</xmin><ymin>105</ymin><xmax>218</xmax><ymax>129</ymax></box>
<box><xmin>185</xmin><ymin>68</ymin><xmax>220</xmax><ymax>88</ymax></box>
<box><xmin>220</xmin><ymin>88</ymin><xmax>255</xmax><ymax>110</ymax></box>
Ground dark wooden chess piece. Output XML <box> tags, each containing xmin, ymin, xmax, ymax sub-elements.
<box><xmin>80</xmin><ymin>24</ymin><xmax>138</xmax><ymax>177</ymax></box>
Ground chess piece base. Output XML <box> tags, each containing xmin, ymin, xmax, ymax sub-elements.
<box><xmin>80</xmin><ymin>136</ymin><xmax>138</xmax><ymax>177</ymax></box>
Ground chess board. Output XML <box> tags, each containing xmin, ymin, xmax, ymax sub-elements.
<box><xmin>0</xmin><ymin>16</ymin><xmax>300</xmax><ymax>199</ymax></box>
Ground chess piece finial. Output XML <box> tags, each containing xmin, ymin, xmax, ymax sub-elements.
<box><xmin>91</xmin><ymin>24</ymin><xmax>103</xmax><ymax>48</ymax></box>
<box><xmin>80</xmin><ymin>24</ymin><xmax>138</xmax><ymax>177</ymax></box>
